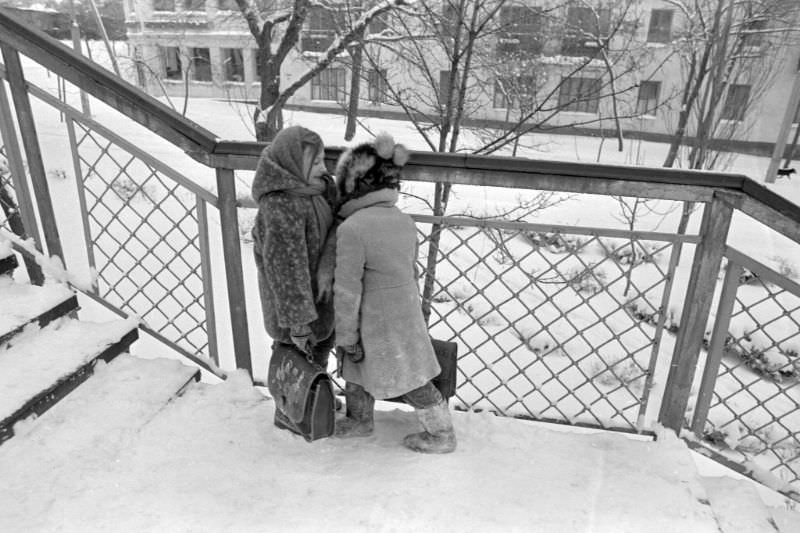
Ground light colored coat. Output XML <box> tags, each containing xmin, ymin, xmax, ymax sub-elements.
<box><xmin>334</xmin><ymin>189</ymin><xmax>440</xmax><ymax>399</ymax></box>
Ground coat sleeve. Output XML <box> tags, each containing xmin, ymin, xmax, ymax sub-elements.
<box><xmin>258</xmin><ymin>193</ymin><xmax>318</xmax><ymax>329</ymax></box>
<box><xmin>334</xmin><ymin>221</ymin><xmax>365</xmax><ymax>346</ymax></box>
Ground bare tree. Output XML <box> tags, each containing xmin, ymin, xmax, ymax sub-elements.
<box><xmin>662</xmin><ymin>0</ymin><xmax>799</xmax><ymax>170</ymax></box>
<box><xmin>352</xmin><ymin>0</ymin><xmax>658</xmax><ymax>321</ymax></box>
<box><xmin>233</xmin><ymin>0</ymin><xmax>414</xmax><ymax>140</ymax></box>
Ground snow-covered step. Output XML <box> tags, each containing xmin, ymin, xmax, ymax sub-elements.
<box><xmin>700</xmin><ymin>476</ymin><xmax>782</xmax><ymax>532</ymax></box>
<box><xmin>0</xmin><ymin>277</ymin><xmax>78</xmax><ymax>347</ymax></box>
<box><xmin>0</xmin><ymin>317</ymin><xmax>139</xmax><ymax>444</ymax></box>
<box><xmin>0</xmin><ymin>355</ymin><xmax>199</xmax><ymax>464</ymax></box>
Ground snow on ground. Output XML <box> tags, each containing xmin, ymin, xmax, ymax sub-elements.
<box><xmin>0</xmin><ymin>365</ymin><xmax>784</xmax><ymax>533</ymax></box>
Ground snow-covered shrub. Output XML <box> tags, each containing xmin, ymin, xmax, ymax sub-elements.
<box><xmin>772</xmin><ymin>255</ymin><xmax>799</xmax><ymax>281</ymax></box>
<box><xmin>604</xmin><ymin>240</ymin><xmax>660</xmax><ymax>267</ymax></box>
<box><xmin>238</xmin><ymin>209</ymin><xmax>255</xmax><ymax>243</ymax></box>
<box><xmin>48</xmin><ymin>168</ymin><xmax>69</xmax><ymax>180</ymax></box>
<box><xmin>591</xmin><ymin>357</ymin><xmax>644</xmax><ymax>393</ymax></box>
<box><xmin>521</xmin><ymin>231</ymin><xmax>583</xmax><ymax>254</ymax></box>
<box><xmin>566</xmin><ymin>264</ymin><xmax>607</xmax><ymax>295</ymax></box>
<box><xmin>736</xmin><ymin>345</ymin><xmax>799</xmax><ymax>382</ymax></box>
<box><xmin>512</xmin><ymin>327</ymin><xmax>559</xmax><ymax>356</ymax></box>
<box><xmin>110</xmin><ymin>176</ymin><xmax>157</xmax><ymax>203</ymax></box>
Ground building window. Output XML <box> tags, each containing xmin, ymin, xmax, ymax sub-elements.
<box><xmin>302</xmin><ymin>6</ymin><xmax>336</xmax><ymax>52</ymax></box>
<box><xmin>561</xmin><ymin>6</ymin><xmax>609</xmax><ymax>57</ymax></box>
<box><xmin>191</xmin><ymin>47</ymin><xmax>212</xmax><ymax>82</ymax></box>
<box><xmin>646</xmin><ymin>9</ymin><xmax>673</xmax><ymax>43</ymax></box>
<box><xmin>636</xmin><ymin>81</ymin><xmax>660</xmax><ymax>116</ymax></box>
<box><xmin>721</xmin><ymin>84</ymin><xmax>750</xmax><ymax>121</ymax></box>
<box><xmin>219</xmin><ymin>0</ymin><xmax>238</xmax><ymax>10</ymax></box>
<box><xmin>161</xmin><ymin>46</ymin><xmax>182</xmax><ymax>80</ymax></box>
<box><xmin>153</xmin><ymin>0</ymin><xmax>176</xmax><ymax>11</ymax></box>
<box><xmin>223</xmin><ymin>48</ymin><xmax>244</xmax><ymax>82</ymax></box>
<box><xmin>558</xmin><ymin>76</ymin><xmax>602</xmax><ymax>113</ymax></box>
<box><xmin>311</xmin><ymin>68</ymin><xmax>346</xmax><ymax>102</ymax></box>
<box><xmin>497</xmin><ymin>6</ymin><xmax>543</xmax><ymax>57</ymax></box>
<box><xmin>368</xmin><ymin>69</ymin><xmax>387</xmax><ymax>104</ymax></box>
<box><xmin>742</xmin><ymin>18</ymin><xmax>767</xmax><ymax>48</ymax></box>
<box><xmin>494</xmin><ymin>75</ymin><xmax>536</xmax><ymax>110</ymax></box>
<box><xmin>183</xmin><ymin>0</ymin><xmax>204</xmax><ymax>10</ymax></box>
<box><xmin>438</xmin><ymin>70</ymin><xmax>452</xmax><ymax>105</ymax></box>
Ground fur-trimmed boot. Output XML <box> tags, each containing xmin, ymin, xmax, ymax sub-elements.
<box><xmin>403</xmin><ymin>401</ymin><xmax>457</xmax><ymax>454</ymax></box>
<box><xmin>335</xmin><ymin>382</ymin><xmax>375</xmax><ymax>438</ymax></box>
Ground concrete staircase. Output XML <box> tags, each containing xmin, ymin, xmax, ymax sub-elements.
<box><xmin>0</xmin><ymin>245</ymin><xmax>200</xmax><ymax>445</ymax></box>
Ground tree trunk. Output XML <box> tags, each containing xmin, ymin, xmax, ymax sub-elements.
<box><xmin>345</xmin><ymin>31</ymin><xmax>365</xmax><ymax>141</ymax></box>
<box><xmin>257</xmin><ymin>59</ymin><xmax>282</xmax><ymax>142</ymax></box>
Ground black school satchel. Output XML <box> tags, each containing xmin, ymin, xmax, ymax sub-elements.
<box><xmin>430</xmin><ymin>338</ymin><xmax>458</xmax><ymax>400</ymax></box>
<box><xmin>386</xmin><ymin>337</ymin><xmax>458</xmax><ymax>403</ymax></box>
<box><xmin>267</xmin><ymin>343</ymin><xmax>335</xmax><ymax>441</ymax></box>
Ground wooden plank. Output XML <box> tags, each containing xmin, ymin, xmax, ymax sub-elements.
<box><xmin>65</xmin><ymin>116</ymin><xmax>97</xmax><ymax>286</ymax></box>
<box><xmin>1</xmin><ymin>44</ymin><xmax>63</xmax><ymax>262</ymax></box>
<box><xmin>690</xmin><ymin>262</ymin><xmax>742</xmax><ymax>436</ymax></box>
<box><xmin>0</xmin><ymin>10</ymin><xmax>217</xmax><ymax>156</ymax></box>
<box><xmin>216</xmin><ymin>167</ymin><xmax>252</xmax><ymax>374</ymax></box>
<box><xmin>197</xmin><ymin>197</ymin><xmax>219</xmax><ymax>366</ymax></box>
<box><xmin>659</xmin><ymin>194</ymin><xmax>733</xmax><ymax>432</ymax></box>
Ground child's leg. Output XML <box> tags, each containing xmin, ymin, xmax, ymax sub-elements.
<box><xmin>335</xmin><ymin>382</ymin><xmax>375</xmax><ymax>438</ymax></box>
<box><xmin>402</xmin><ymin>382</ymin><xmax>457</xmax><ymax>454</ymax></box>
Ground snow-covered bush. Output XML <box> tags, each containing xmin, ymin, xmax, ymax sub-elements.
<box><xmin>566</xmin><ymin>264</ymin><xmax>607</xmax><ymax>295</ymax></box>
<box><xmin>110</xmin><ymin>176</ymin><xmax>157</xmax><ymax>203</ymax></box>
<box><xmin>522</xmin><ymin>231</ymin><xmax>583</xmax><ymax>254</ymax></box>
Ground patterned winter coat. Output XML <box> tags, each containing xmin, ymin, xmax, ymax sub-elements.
<box><xmin>334</xmin><ymin>188</ymin><xmax>440</xmax><ymax>399</ymax></box>
<box><xmin>251</xmin><ymin>126</ymin><xmax>335</xmax><ymax>345</ymax></box>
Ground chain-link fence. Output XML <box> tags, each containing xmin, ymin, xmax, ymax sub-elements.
<box><xmin>411</xmin><ymin>215</ymin><xmax>686</xmax><ymax>431</ymax></box>
<box><xmin>693</xmin><ymin>246</ymin><xmax>800</xmax><ymax>492</ymax></box>
<box><xmin>69</xmin><ymin>118</ymin><xmax>216</xmax><ymax>363</ymax></box>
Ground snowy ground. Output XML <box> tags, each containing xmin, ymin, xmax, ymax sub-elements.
<box><xmin>0</xmin><ymin>360</ymin><xmax>798</xmax><ymax>533</ymax></box>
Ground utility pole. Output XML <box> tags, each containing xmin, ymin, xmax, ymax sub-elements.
<box><xmin>68</xmin><ymin>0</ymin><xmax>91</xmax><ymax>116</ymax></box>
<box><xmin>87</xmin><ymin>0</ymin><xmax>121</xmax><ymax>76</ymax></box>
<box><xmin>765</xmin><ymin>55</ymin><xmax>800</xmax><ymax>183</ymax></box>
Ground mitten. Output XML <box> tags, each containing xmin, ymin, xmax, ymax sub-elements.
<box><xmin>290</xmin><ymin>324</ymin><xmax>313</xmax><ymax>355</ymax></box>
<box><xmin>337</xmin><ymin>343</ymin><xmax>364</xmax><ymax>363</ymax></box>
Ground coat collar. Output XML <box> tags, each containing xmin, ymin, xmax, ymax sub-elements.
<box><xmin>338</xmin><ymin>189</ymin><xmax>399</xmax><ymax>219</ymax></box>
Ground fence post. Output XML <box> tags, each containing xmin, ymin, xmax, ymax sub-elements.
<box><xmin>216</xmin><ymin>167</ymin><xmax>252</xmax><ymax>375</ymax></box>
<box><xmin>659</xmin><ymin>194</ymin><xmax>733</xmax><ymax>432</ymax></box>
<box><xmin>0</xmin><ymin>44</ymin><xmax>63</xmax><ymax>263</ymax></box>
<box><xmin>690</xmin><ymin>261</ymin><xmax>742</xmax><ymax>437</ymax></box>
<box><xmin>0</xmin><ymin>74</ymin><xmax>44</xmax><ymax>284</ymax></box>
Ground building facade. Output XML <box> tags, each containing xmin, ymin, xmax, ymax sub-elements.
<box><xmin>123</xmin><ymin>0</ymin><xmax>800</xmax><ymax>147</ymax></box>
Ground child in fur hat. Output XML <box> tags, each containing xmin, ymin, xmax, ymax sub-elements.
<box><xmin>333</xmin><ymin>133</ymin><xmax>457</xmax><ymax>454</ymax></box>
<box><xmin>251</xmin><ymin>125</ymin><xmax>338</xmax><ymax>430</ymax></box>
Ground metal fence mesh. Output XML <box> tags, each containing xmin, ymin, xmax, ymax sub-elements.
<box><xmin>0</xmin><ymin>142</ymin><xmax>15</xmax><ymax>234</ymax></box>
<box><xmin>414</xmin><ymin>217</ymin><xmax>678</xmax><ymax>431</ymax></box>
<box><xmin>702</xmin><ymin>260</ymin><xmax>800</xmax><ymax>489</ymax></box>
<box><xmin>73</xmin><ymin>120</ymin><xmax>210</xmax><ymax>358</ymax></box>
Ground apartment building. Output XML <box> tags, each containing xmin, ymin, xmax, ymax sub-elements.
<box><xmin>123</xmin><ymin>0</ymin><xmax>800</xmax><ymax>146</ymax></box>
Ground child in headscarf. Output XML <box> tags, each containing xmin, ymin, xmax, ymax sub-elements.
<box><xmin>251</xmin><ymin>125</ymin><xmax>338</xmax><ymax>429</ymax></box>
<box><xmin>332</xmin><ymin>133</ymin><xmax>457</xmax><ymax>454</ymax></box>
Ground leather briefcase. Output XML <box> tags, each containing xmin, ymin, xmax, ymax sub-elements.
<box><xmin>267</xmin><ymin>343</ymin><xmax>335</xmax><ymax>441</ymax></box>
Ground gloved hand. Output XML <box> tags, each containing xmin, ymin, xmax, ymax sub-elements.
<box><xmin>290</xmin><ymin>324</ymin><xmax>313</xmax><ymax>355</ymax></box>
<box><xmin>336</xmin><ymin>343</ymin><xmax>364</xmax><ymax>363</ymax></box>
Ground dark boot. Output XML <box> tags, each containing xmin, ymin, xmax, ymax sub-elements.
<box><xmin>335</xmin><ymin>382</ymin><xmax>375</xmax><ymax>438</ymax></box>
<box><xmin>402</xmin><ymin>401</ymin><xmax>457</xmax><ymax>454</ymax></box>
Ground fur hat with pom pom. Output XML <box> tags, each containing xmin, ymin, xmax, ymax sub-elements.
<box><xmin>335</xmin><ymin>132</ymin><xmax>410</xmax><ymax>201</ymax></box>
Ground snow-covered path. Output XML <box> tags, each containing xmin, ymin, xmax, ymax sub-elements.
<box><xmin>0</xmin><ymin>366</ymin><xmax>778</xmax><ymax>533</ymax></box>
